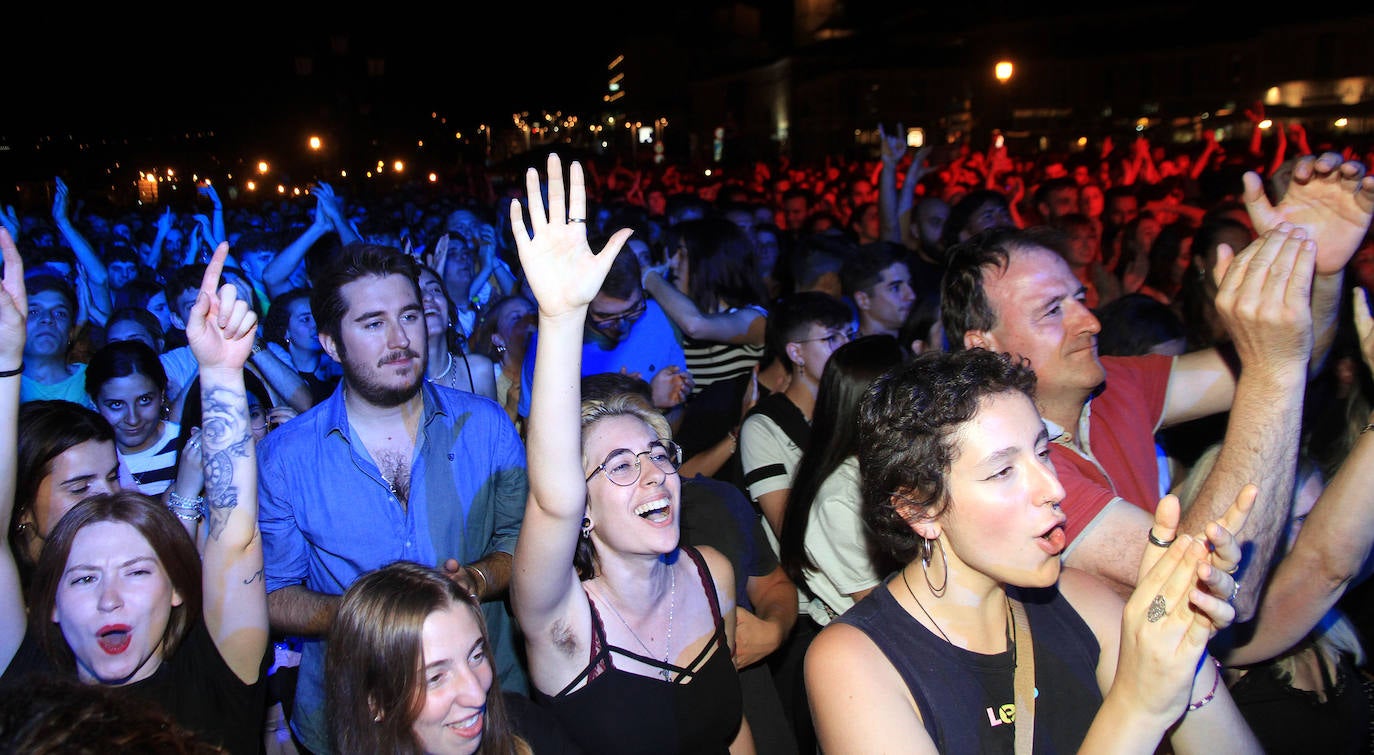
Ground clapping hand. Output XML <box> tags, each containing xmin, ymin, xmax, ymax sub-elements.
<box><xmin>1241</xmin><ymin>152</ymin><xmax>1374</xmax><ymax>274</ymax></box>
<box><xmin>1137</xmin><ymin>489</ymin><xmax>1251</xmax><ymax>638</ymax></box>
<box><xmin>1118</xmin><ymin>534</ymin><xmax>1222</xmax><ymax>721</ymax></box>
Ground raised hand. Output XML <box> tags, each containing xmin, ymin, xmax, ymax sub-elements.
<box><xmin>198</xmin><ymin>182</ymin><xmax>222</xmax><ymax>208</ymax></box>
<box><xmin>1241</xmin><ymin>152</ymin><xmax>1374</xmax><ymax>274</ymax></box>
<box><xmin>1211</xmin><ymin>224</ymin><xmax>1316</xmax><ymax>370</ymax></box>
<box><xmin>0</xmin><ymin>206</ymin><xmax>18</xmax><ymax>243</ymax></box>
<box><xmin>186</xmin><ymin>242</ymin><xmax>256</xmax><ymax>373</ymax></box>
<box><xmin>509</xmin><ymin>153</ymin><xmax>632</xmax><ymax>318</ymax></box>
<box><xmin>879</xmin><ymin>122</ymin><xmax>906</xmax><ymax>165</ymax></box>
<box><xmin>0</xmin><ymin>229</ymin><xmax>26</xmax><ymax>367</ymax></box>
<box><xmin>51</xmin><ymin>177</ymin><xmax>71</xmax><ymax>223</ymax></box>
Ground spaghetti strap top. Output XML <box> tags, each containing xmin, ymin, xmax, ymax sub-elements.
<box><xmin>531</xmin><ymin>546</ymin><xmax>744</xmax><ymax>754</ymax></box>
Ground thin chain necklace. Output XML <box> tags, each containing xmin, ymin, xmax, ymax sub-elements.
<box><xmin>901</xmin><ymin>567</ymin><xmax>1016</xmax><ymax>667</ymax></box>
<box><xmin>597</xmin><ymin>565</ymin><xmax>677</xmax><ymax>682</ymax></box>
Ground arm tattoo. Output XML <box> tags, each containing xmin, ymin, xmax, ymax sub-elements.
<box><xmin>199</xmin><ymin>385</ymin><xmax>251</xmax><ymax>541</ymax></box>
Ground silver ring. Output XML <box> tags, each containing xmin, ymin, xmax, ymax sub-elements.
<box><xmin>1229</xmin><ymin>579</ymin><xmax>1241</xmax><ymax>604</ymax></box>
<box><xmin>568</xmin><ymin>217</ymin><xmax>587</xmax><ymax>223</ymax></box>
<box><xmin>1147</xmin><ymin>529</ymin><xmax>1175</xmax><ymax>548</ymax></box>
<box><xmin>1147</xmin><ymin>594</ymin><xmax>1167</xmax><ymax>622</ymax></box>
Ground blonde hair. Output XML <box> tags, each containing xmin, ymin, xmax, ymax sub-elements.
<box><xmin>574</xmin><ymin>392</ymin><xmax>674</xmax><ymax>580</ymax></box>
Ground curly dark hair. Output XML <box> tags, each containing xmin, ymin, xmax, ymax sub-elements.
<box><xmin>857</xmin><ymin>348</ymin><xmax>1037</xmax><ymax>565</ymax></box>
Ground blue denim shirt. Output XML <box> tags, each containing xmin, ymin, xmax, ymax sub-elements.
<box><xmin>259</xmin><ymin>379</ymin><xmax>528</xmax><ymax>754</ymax></box>
<box><xmin>518</xmin><ymin>299</ymin><xmax>687</xmax><ymax>418</ymax></box>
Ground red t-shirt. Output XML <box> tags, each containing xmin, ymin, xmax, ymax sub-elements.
<box><xmin>1050</xmin><ymin>354</ymin><xmax>1173</xmax><ymax>545</ymax></box>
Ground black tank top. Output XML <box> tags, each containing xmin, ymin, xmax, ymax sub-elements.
<box><xmin>837</xmin><ymin>582</ymin><xmax>1102</xmax><ymax>754</ymax></box>
<box><xmin>532</xmin><ymin>546</ymin><xmax>744</xmax><ymax>754</ymax></box>
<box><xmin>1229</xmin><ymin>641</ymin><xmax>1373</xmax><ymax>754</ymax></box>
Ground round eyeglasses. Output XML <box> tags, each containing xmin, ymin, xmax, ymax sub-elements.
<box><xmin>586</xmin><ymin>439</ymin><xmax>683</xmax><ymax>486</ymax></box>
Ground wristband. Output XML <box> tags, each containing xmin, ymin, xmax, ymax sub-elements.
<box><xmin>0</xmin><ymin>363</ymin><xmax>23</xmax><ymax>378</ymax></box>
<box><xmin>1187</xmin><ymin>658</ymin><xmax>1223</xmax><ymax>712</ymax></box>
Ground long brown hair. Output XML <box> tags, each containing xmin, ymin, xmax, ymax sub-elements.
<box><xmin>29</xmin><ymin>493</ymin><xmax>201</xmax><ymax>674</ymax></box>
<box><xmin>326</xmin><ymin>561</ymin><xmax>523</xmax><ymax>755</ymax></box>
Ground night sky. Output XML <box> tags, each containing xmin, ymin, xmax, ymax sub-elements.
<box><xmin>3</xmin><ymin>5</ymin><xmax>662</xmax><ymax>137</ymax></box>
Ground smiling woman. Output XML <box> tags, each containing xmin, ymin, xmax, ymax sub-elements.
<box><xmin>326</xmin><ymin>561</ymin><xmax>571</xmax><ymax>755</ymax></box>
<box><xmin>84</xmin><ymin>340</ymin><xmax>181</xmax><ymax>497</ymax></box>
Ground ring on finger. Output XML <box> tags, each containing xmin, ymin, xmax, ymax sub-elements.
<box><xmin>1147</xmin><ymin>529</ymin><xmax>1175</xmax><ymax>548</ymax></box>
<box><xmin>1224</xmin><ymin>562</ymin><xmax>1240</xmax><ymax>575</ymax></box>
<box><xmin>1147</xmin><ymin>594</ymin><xmax>1167</xmax><ymax>622</ymax></box>
<box><xmin>1229</xmin><ymin>579</ymin><xmax>1241</xmax><ymax>604</ymax></box>
<box><xmin>568</xmin><ymin>217</ymin><xmax>587</xmax><ymax>223</ymax></box>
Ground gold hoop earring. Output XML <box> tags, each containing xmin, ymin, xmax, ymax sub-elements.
<box><xmin>922</xmin><ymin>536</ymin><xmax>948</xmax><ymax>598</ymax></box>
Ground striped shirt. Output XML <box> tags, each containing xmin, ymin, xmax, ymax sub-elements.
<box><xmin>119</xmin><ymin>420</ymin><xmax>183</xmax><ymax>496</ymax></box>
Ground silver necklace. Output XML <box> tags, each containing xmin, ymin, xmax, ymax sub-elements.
<box><xmin>598</xmin><ymin>565</ymin><xmax>676</xmax><ymax>681</ymax></box>
<box><xmin>432</xmin><ymin>352</ymin><xmax>454</xmax><ymax>382</ymax></box>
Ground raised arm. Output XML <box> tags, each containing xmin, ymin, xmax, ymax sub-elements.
<box><xmin>263</xmin><ymin>191</ymin><xmax>334</xmax><ymax>300</ymax></box>
<box><xmin>642</xmin><ymin>269</ymin><xmax>766</xmax><ymax>345</ymax></box>
<box><xmin>1220</xmin><ymin>288</ymin><xmax>1374</xmax><ymax>665</ymax></box>
<box><xmin>197</xmin><ymin>183</ymin><xmax>227</xmax><ymax>246</ymax></box>
<box><xmin>1170</xmin><ymin>226</ymin><xmax>1316</xmax><ymax>619</ymax></box>
<box><xmin>877</xmin><ymin>123</ymin><xmax>906</xmax><ymax>244</ymax></box>
<box><xmin>186</xmin><ymin>241</ymin><xmax>269</xmax><ymax>684</ymax></box>
<box><xmin>51</xmin><ymin>178</ymin><xmax>110</xmax><ymax>326</ymax></box>
<box><xmin>510</xmin><ymin>154</ymin><xmax>634</xmax><ymax>628</ymax></box>
<box><xmin>0</xmin><ymin>230</ymin><xmax>28</xmax><ymax>671</ymax></box>
<box><xmin>314</xmin><ymin>181</ymin><xmax>363</xmax><ymax>246</ymax></box>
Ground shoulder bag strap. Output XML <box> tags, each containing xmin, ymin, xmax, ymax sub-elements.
<box><xmin>1010</xmin><ymin>596</ymin><xmax>1035</xmax><ymax>755</ymax></box>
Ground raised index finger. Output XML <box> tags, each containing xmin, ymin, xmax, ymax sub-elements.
<box><xmin>200</xmin><ymin>241</ymin><xmax>230</xmax><ymax>298</ymax></box>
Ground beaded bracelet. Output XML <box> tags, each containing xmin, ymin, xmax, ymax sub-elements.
<box><xmin>1187</xmin><ymin>658</ymin><xmax>1223</xmax><ymax>712</ymax></box>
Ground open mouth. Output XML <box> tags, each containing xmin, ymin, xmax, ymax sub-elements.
<box><xmin>98</xmin><ymin>624</ymin><xmax>132</xmax><ymax>655</ymax></box>
<box><xmin>634</xmin><ymin>498</ymin><xmax>671</xmax><ymax>523</ymax></box>
<box><xmin>1038</xmin><ymin>524</ymin><xmax>1067</xmax><ymax>555</ymax></box>
<box><xmin>447</xmin><ymin>711</ymin><xmax>483</xmax><ymax>739</ymax></box>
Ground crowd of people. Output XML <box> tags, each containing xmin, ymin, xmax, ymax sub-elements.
<box><xmin>1</xmin><ymin>113</ymin><xmax>1374</xmax><ymax>754</ymax></box>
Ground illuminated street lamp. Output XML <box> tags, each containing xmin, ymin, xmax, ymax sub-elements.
<box><xmin>308</xmin><ymin>135</ymin><xmax>322</xmax><ymax>151</ymax></box>
<box><xmin>995</xmin><ymin>61</ymin><xmax>1014</xmax><ymax>84</ymax></box>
